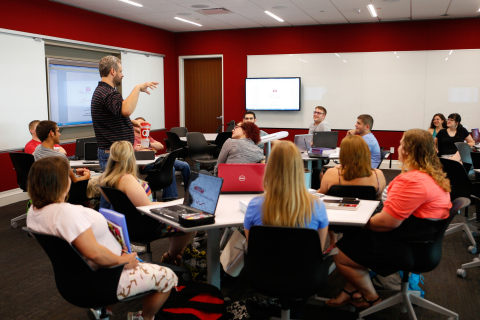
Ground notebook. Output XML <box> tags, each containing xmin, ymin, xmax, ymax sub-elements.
<box><xmin>99</xmin><ymin>208</ymin><xmax>133</xmax><ymax>253</ymax></box>
<box><xmin>294</xmin><ymin>134</ymin><xmax>313</xmax><ymax>153</ymax></box>
<box><xmin>83</xmin><ymin>142</ymin><xmax>98</xmax><ymax>164</ymax></box>
<box><xmin>150</xmin><ymin>173</ymin><xmax>224</xmax><ymax>223</ymax></box>
<box><xmin>217</xmin><ymin>163</ymin><xmax>265</xmax><ymax>193</ymax></box>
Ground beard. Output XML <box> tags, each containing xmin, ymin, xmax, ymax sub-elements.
<box><xmin>113</xmin><ymin>74</ymin><xmax>122</xmax><ymax>87</ymax></box>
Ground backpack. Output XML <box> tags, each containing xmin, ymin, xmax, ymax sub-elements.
<box><xmin>157</xmin><ymin>282</ymin><xmax>226</xmax><ymax>320</ymax></box>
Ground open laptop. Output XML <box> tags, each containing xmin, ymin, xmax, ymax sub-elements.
<box><xmin>312</xmin><ymin>131</ymin><xmax>339</xmax><ymax>149</ymax></box>
<box><xmin>217</xmin><ymin>163</ymin><xmax>265</xmax><ymax>193</ymax></box>
<box><xmin>135</xmin><ymin>150</ymin><xmax>155</xmax><ymax>161</ymax></box>
<box><xmin>75</xmin><ymin>137</ymin><xmax>97</xmax><ymax>160</ymax></box>
<box><xmin>83</xmin><ymin>142</ymin><xmax>98</xmax><ymax>164</ymax></box>
<box><xmin>294</xmin><ymin>134</ymin><xmax>313</xmax><ymax>153</ymax></box>
<box><xmin>150</xmin><ymin>173</ymin><xmax>223</xmax><ymax>223</ymax></box>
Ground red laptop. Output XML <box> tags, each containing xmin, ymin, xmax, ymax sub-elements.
<box><xmin>217</xmin><ymin>163</ymin><xmax>265</xmax><ymax>193</ymax></box>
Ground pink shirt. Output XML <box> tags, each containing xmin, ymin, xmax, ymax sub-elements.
<box><xmin>133</xmin><ymin>135</ymin><xmax>158</xmax><ymax>151</ymax></box>
<box><xmin>383</xmin><ymin>170</ymin><xmax>451</xmax><ymax>221</ymax></box>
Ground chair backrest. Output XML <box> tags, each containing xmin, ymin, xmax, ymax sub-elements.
<box><xmin>409</xmin><ymin>197</ymin><xmax>470</xmax><ymax>273</ymax></box>
<box><xmin>213</xmin><ymin>132</ymin><xmax>232</xmax><ymax>158</ymax></box>
<box><xmin>67</xmin><ymin>179</ymin><xmax>89</xmax><ymax>205</ymax></box>
<box><xmin>23</xmin><ymin>227</ymin><xmax>122</xmax><ymax>308</ymax></box>
<box><xmin>439</xmin><ymin>158</ymin><xmax>472</xmax><ymax>200</ymax></box>
<box><xmin>377</xmin><ymin>150</ymin><xmax>391</xmax><ymax>169</ymax></box>
<box><xmin>455</xmin><ymin>142</ymin><xmax>473</xmax><ymax>172</ymax></box>
<box><xmin>471</xmin><ymin>151</ymin><xmax>480</xmax><ymax>170</ymax></box>
<box><xmin>75</xmin><ymin>137</ymin><xmax>97</xmax><ymax>160</ymax></box>
<box><xmin>145</xmin><ymin>149</ymin><xmax>179</xmax><ymax>191</ymax></box>
<box><xmin>186</xmin><ymin>132</ymin><xmax>211</xmax><ymax>159</ymax></box>
<box><xmin>9</xmin><ymin>152</ymin><xmax>35</xmax><ymax>192</ymax></box>
<box><xmin>170</xmin><ymin>127</ymin><xmax>188</xmax><ymax>137</ymax></box>
<box><xmin>226</xmin><ymin>120</ymin><xmax>235</xmax><ymax>132</ymax></box>
<box><xmin>244</xmin><ymin>226</ymin><xmax>329</xmax><ymax>299</ymax></box>
<box><xmin>165</xmin><ymin>131</ymin><xmax>188</xmax><ymax>159</ymax></box>
<box><xmin>100</xmin><ymin>187</ymin><xmax>161</xmax><ymax>243</ymax></box>
<box><xmin>326</xmin><ymin>185</ymin><xmax>377</xmax><ymax>200</ymax></box>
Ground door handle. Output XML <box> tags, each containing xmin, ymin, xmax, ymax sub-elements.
<box><xmin>216</xmin><ymin>115</ymin><xmax>223</xmax><ymax>120</ymax></box>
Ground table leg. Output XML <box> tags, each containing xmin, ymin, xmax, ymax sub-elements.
<box><xmin>305</xmin><ymin>160</ymin><xmax>313</xmax><ymax>189</ymax></box>
<box><xmin>207</xmin><ymin>228</ymin><xmax>221</xmax><ymax>288</ymax></box>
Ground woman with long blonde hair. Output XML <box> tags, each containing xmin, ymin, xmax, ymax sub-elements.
<box><xmin>327</xmin><ymin>129</ymin><xmax>451</xmax><ymax>308</ymax></box>
<box><xmin>244</xmin><ymin>141</ymin><xmax>329</xmax><ymax>250</ymax></box>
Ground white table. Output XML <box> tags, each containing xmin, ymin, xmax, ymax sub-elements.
<box><xmin>137</xmin><ymin>194</ymin><xmax>378</xmax><ymax>288</ymax></box>
<box><xmin>180</xmin><ymin>133</ymin><xmax>218</xmax><ymax>142</ymax></box>
<box><xmin>69</xmin><ymin>157</ymin><xmax>158</xmax><ymax>168</ymax></box>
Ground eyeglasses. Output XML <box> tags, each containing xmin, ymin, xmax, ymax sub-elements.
<box><xmin>313</xmin><ymin>111</ymin><xmax>324</xmax><ymax>115</ymax></box>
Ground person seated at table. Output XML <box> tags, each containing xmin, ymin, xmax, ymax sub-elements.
<box><xmin>326</xmin><ymin>129</ymin><xmax>451</xmax><ymax>308</ymax></box>
<box><xmin>99</xmin><ymin>141</ymin><xmax>193</xmax><ymax>266</ymax></box>
<box><xmin>133</xmin><ymin>116</ymin><xmax>191</xmax><ymax>201</ymax></box>
<box><xmin>213</xmin><ymin>121</ymin><xmax>264</xmax><ymax>175</ymax></box>
<box><xmin>25</xmin><ymin>120</ymin><xmax>66</xmax><ymax>155</ymax></box>
<box><xmin>26</xmin><ymin>157</ymin><xmax>177</xmax><ymax>320</ymax></box>
<box><xmin>435</xmin><ymin>113</ymin><xmax>475</xmax><ymax>161</ymax></box>
<box><xmin>427</xmin><ymin>113</ymin><xmax>447</xmax><ymax>139</ymax></box>
<box><xmin>244</xmin><ymin>140</ymin><xmax>329</xmax><ymax>251</ymax></box>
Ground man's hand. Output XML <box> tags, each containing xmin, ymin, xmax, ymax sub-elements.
<box><xmin>138</xmin><ymin>81</ymin><xmax>159</xmax><ymax>95</ymax></box>
<box><xmin>346</xmin><ymin>129</ymin><xmax>355</xmax><ymax>137</ymax></box>
<box><xmin>121</xmin><ymin>252</ymin><xmax>139</xmax><ymax>270</ymax></box>
<box><xmin>131</xmin><ymin>119</ymin><xmax>142</xmax><ymax>128</ymax></box>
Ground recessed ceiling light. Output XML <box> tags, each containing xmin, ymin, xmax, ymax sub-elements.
<box><xmin>119</xmin><ymin>0</ymin><xmax>143</xmax><ymax>7</ymax></box>
<box><xmin>174</xmin><ymin>17</ymin><xmax>202</xmax><ymax>27</ymax></box>
<box><xmin>265</xmin><ymin>11</ymin><xmax>284</xmax><ymax>22</ymax></box>
<box><xmin>367</xmin><ymin>4</ymin><xmax>377</xmax><ymax>17</ymax></box>
<box><xmin>191</xmin><ymin>4</ymin><xmax>209</xmax><ymax>8</ymax></box>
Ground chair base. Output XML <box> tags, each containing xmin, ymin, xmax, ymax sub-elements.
<box><xmin>11</xmin><ymin>213</ymin><xmax>27</xmax><ymax>228</ymax></box>
<box><xmin>445</xmin><ymin>211</ymin><xmax>478</xmax><ymax>252</ymax></box>
<box><xmin>457</xmin><ymin>255</ymin><xmax>480</xmax><ymax>278</ymax></box>
<box><xmin>358</xmin><ymin>282</ymin><xmax>459</xmax><ymax>320</ymax></box>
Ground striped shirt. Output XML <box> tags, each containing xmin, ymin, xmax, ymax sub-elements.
<box><xmin>91</xmin><ymin>81</ymin><xmax>134</xmax><ymax>149</ymax></box>
<box><xmin>214</xmin><ymin>138</ymin><xmax>264</xmax><ymax>175</ymax></box>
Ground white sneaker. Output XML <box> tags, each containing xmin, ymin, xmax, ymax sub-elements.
<box><xmin>127</xmin><ymin>311</ymin><xmax>144</xmax><ymax>320</ymax></box>
<box><xmin>131</xmin><ymin>244</ymin><xmax>146</xmax><ymax>254</ymax></box>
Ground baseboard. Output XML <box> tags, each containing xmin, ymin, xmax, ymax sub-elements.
<box><xmin>0</xmin><ymin>188</ymin><xmax>29</xmax><ymax>207</ymax></box>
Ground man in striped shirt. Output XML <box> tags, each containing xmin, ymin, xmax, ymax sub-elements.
<box><xmin>91</xmin><ymin>55</ymin><xmax>158</xmax><ymax>170</ymax></box>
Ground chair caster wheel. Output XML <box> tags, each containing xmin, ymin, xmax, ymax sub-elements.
<box><xmin>457</xmin><ymin>269</ymin><xmax>466</xmax><ymax>278</ymax></box>
<box><xmin>11</xmin><ymin>222</ymin><xmax>18</xmax><ymax>228</ymax></box>
<box><xmin>468</xmin><ymin>246</ymin><xmax>477</xmax><ymax>254</ymax></box>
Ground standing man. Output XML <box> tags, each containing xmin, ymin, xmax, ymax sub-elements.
<box><xmin>91</xmin><ymin>55</ymin><xmax>158</xmax><ymax>170</ymax></box>
<box><xmin>243</xmin><ymin>111</ymin><xmax>268</xmax><ymax>150</ymax></box>
<box><xmin>25</xmin><ymin>120</ymin><xmax>66</xmax><ymax>156</ymax></box>
<box><xmin>347</xmin><ymin>114</ymin><xmax>381</xmax><ymax>169</ymax></box>
<box><xmin>308</xmin><ymin>106</ymin><xmax>331</xmax><ymax>134</ymax></box>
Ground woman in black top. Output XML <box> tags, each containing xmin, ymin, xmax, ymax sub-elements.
<box><xmin>434</xmin><ymin>113</ymin><xmax>474</xmax><ymax>161</ymax></box>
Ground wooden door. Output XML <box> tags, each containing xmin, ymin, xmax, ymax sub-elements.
<box><xmin>184</xmin><ymin>58</ymin><xmax>222</xmax><ymax>133</ymax></box>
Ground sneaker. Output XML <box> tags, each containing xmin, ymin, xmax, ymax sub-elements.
<box><xmin>131</xmin><ymin>244</ymin><xmax>146</xmax><ymax>254</ymax></box>
<box><xmin>127</xmin><ymin>311</ymin><xmax>144</xmax><ymax>320</ymax></box>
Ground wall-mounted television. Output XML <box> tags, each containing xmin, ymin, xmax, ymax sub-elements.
<box><xmin>47</xmin><ymin>58</ymin><xmax>100</xmax><ymax>127</ymax></box>
<box><xmin>245</xmin><ymin>77</ymin><xmax>301</xmax><ymax>111</ymax></box>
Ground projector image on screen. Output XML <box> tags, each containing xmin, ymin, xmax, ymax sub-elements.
<box><xmin>245</xmin><ymin>77</ymin><xmax>301</xmax><ymax>111</ymax></box>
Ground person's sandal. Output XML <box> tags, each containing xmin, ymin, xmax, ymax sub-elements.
<box><xmin>353</xmin><ymin>295</ymin><xmax>381</xmax><ymax>309</ymax></box>
<box><xmin>325</xmin><ymin>289</ymin><xmax>362</xmax><ymax>307</ymax></box>
<box><xmin>161</xmin><ymin>251</ymin><xmax>182</xmax><ymax>266</ymax></box>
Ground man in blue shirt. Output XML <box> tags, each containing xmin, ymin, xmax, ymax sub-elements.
<box><xmin>347</xmin><ymin>114</ymin><xmax>381</xmax><ymax>169</ymax></box>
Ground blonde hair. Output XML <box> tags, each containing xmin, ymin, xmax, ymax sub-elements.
<box><xmin>339</xmin><ymin>135</ymin><xmax>373</xmax><ymax>180</ymax></box>
<box><xmin>101</xmin><ymin>141</ymin><xmax>138</xmax><ymax>188</ymax></box>
<box><xmin>401</xmin><ymin>129</ymin><xmax>451</xmax><ymax>192</ymax></box>
<box><xmin>262</xmin><ymin>141</ymin><xmax>316</xmax><ymax>227</ymax></box>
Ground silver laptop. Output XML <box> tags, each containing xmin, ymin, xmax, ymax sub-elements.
<box><xmin>294</xmin><ymin>134</ymin><xmax>313</xmax><ymax>153</ymax></box>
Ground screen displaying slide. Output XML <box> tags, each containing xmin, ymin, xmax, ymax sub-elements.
<box><xmin>48</xmin><ymin>62</ymin><xmax>100</xmax><ymax>127</ymax></box>
<box><xmin>246</xmin><ymin>77</ymin><xmax>301</xmax><ymax>111</ymax></box>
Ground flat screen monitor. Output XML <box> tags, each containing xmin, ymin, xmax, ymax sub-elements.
<box><xmin>47</xmin><ymin>58</ymin><xmax>100</xmax><ymax>128</ymax></box>
<box><xmin>245</xmin><ymin>77</ymin><xmax>301</xmax><ymax>111</ymax></box>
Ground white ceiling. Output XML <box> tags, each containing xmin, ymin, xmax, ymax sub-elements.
<box><xmin>52</xmin><ymin>0</ymin><xmax>480</xmax><ymax>33</ymax></box>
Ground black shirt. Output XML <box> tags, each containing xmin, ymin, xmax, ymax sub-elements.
<box><xmin>436</xmin><ymin>127</ymin><xmax>469</xmax><ymax>156</ymax></box>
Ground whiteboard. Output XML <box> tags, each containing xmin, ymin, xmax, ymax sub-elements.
<box><xmin>121</xmin><ymin>52</ymin><xmax>165</xmax><ymax>130</ymax></box>
<box><xmin>0</xmin><ymin>33</ymin><xmax>48</xmax><ymax>151</ymax></box>
<box><xmin>248</xmin><ymin>50</ymin><xmax>480</xmax><ymax>132</ymax></box>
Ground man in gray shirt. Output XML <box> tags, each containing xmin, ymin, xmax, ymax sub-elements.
<box><xmin>243</xmin><ymin>111</ymin><xmax>268</xmax><ymax>150</ymax></box>
<box><xmin>308</xmin><ymin>106</ymin><xmax>331</xmax><ymax>134</ymax></box>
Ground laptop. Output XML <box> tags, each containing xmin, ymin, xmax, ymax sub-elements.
<box><xmin>217</xmin><ymin>163</ymin><xmax>265</xmax><ymax>194</ymax></box>
<box><xmin>75</xmin><ymin>137</ymin><xmax>97</xmax><ymax>160</ymax></box>
<box><xmin>135</xmin><ymin>150</ymin><xmax>155</xmax><ymax>161</ymax></box>
<box><xmin>312</xmin><ymin>131</ymin><xmax>339</xmax><ymax>149</ymax></box>
<box><xmin>83</xmin><ymin>142</ymin><xmax>98</xmax><ymax>164</ymax></box>
<box><xmin>294</xmin><ymin>134</ymin><xmax>313</xmax><ymax>153</ymax></box>
<box><xmin>150</xmin><ymin>173</ymin><xmax>223</xmax><ymax>223</ymax></box>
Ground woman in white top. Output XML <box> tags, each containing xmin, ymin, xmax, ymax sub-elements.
<box><xmin>26</xmin><ymin>157</ymin><xmax>176</xmax><ymax>320</ymax></box>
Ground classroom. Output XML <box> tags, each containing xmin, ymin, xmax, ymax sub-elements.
<box><xmin>1</xmin><ymin>0</ymin><xmax>480</xmax><ymax>319</ymax></box>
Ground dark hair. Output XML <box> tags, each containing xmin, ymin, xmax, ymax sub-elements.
<box><xmin>238</xmin><ymin>122</ymin><xmax>261</xmax><ymax>144</ymax></box>
<box><xmin>358</xmin><ymin>114</ymin><xmax>374</xmax><ymax>130</ymax></box>
<box><xmin>429</xmin><ymin>113</ymin><xmax>447</xmax><ymax>129</ymax></box>
<box><xmin>99</xmin><ymin>55</ymin><xmax>121</xmax><ymax>77</ymax></box>
<box><xmin>315</xmin><ymin>106</ymin><xmax>327</xmax><ymax>115</ymax></box>
<box><xmin>448</xmin><ymin>113</ymin><xmax>465</xmax><ymax>139</ymax></box>
<box><xmin>35</xmin><ymin>120</ymin><xmax>57</xmax><ymax>142</ymax></box>
<box><xmin>28</xmin><ymin>157</ymin><xmax>70</xmax><ymax>209</ymax></box>
<box><xmin>244</xmin><ymin>111</ymin><xmax>256</xmax><ymax>119</ymax></box>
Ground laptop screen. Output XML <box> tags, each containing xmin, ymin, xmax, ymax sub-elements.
<box><xmin>294</xmin><ymin>134</ymin><xmax>312</xmax><ymax>153</ymax></box>
<box><xmin>84</xmin><ymin>142</ymin><xmax>98</xmax><ymax>161</ymax></box>
<box><xmin>313</xmin><ymin>131</ymin><xmax>339</xmax><ymax>149</ymax></box>
<box><xmin>184</xmin><ymin>173</ymin><xmax>223</xmax><ymax>215</ymax></box>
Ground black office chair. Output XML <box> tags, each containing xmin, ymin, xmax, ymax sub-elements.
<box><xmin>186</xmin><ymin>132</ymin><xmax>217</xmax><ymax>171</ymax></box>
<box><xmin>225</xmin><ymin>120</ymin><xmax>235</xmax><ymax>132</ymax></box>
<box><xmin>377</xmin><ymin>150</ymin><xmax>391</xmax><ymax>169</ymax></box>
<box><xmin>165</xmin><ymin>131</ymin><xmax>188</xmax><ymax>159</ymax></box>
<box><xmin>326</xmin><ymin>185</ymin><xmax>377</xmax><ymax>200</ymax></box>
<box><xmin>244</xmin><ymin>226</ymin><xmax>332</xmax><ymax>320</ymax></box>
<box><xmin>170</xmin><ymin>127</ymin><xmax>188</xmax><ymax>137</ymax></box>
<box><xmin>67</xmin><ymin>179</ymin><xmax>90</xmax><ymax>206</ymax></box>
<box><xmin>358</xmin><ymin>197</ymin><xmax>469</xmax><ymax>320</ymax></box>
<box><xmin>23</xmin><ymin>227</ymin><xmax>152</xmax><ymax>320</ymax></box>
<box><xmin>9</xmin><ymin>152</ymin><xmax>35</xmax><ymax>228</ymax></box>
<box><xmin>144</xmin><ymin>149</ymin><xmax>180</xmax><ymax>200</ymax></box>
<box><xmin>100</xmin><ymin>187</ymin><xmax>167</xmax><ymax>262</ymax></box>
<box><xmin>440</xmin><ymin>158</ymin><xmax>480</xmax><ymax>253</ymax></box>
<box><xmin>471</xmin><ymin>151</ymin><xmax>480</xmax><ymax>181</ymax></box>
<box><xmin>455</xmin><ymin>142</ymin><xmax>474</xmax><ymax>177</ymax></box>
<box><xmin>213</xmin><ymin>131</ymin><xmax>232</xmax><ymax>158</ymax></box>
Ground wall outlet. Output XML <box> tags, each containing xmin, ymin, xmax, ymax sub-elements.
<box><xmin>390</xmin><ymin>147</ymin><xmax>395</xmax><ymax>154</ymax></box>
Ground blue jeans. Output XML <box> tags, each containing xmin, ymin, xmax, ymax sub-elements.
<box><xmin>162</xmin><ymin>160</ymin><xmax>191</xmax><ymax>200</ymax></box>
<box><xmin>98</xmin><ymin>148</ymin><xmax>110</xmax><ymax>172</ymax></box>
